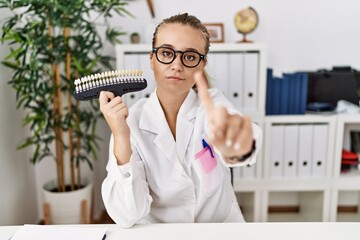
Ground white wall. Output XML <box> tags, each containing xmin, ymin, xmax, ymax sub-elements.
<box><xmin>1</xmin><ymin>0</ymin><xmax>360</xmax><ymax>225</ymax></box>
<box><xmin>114</xmin><ymin>0</ymin><xmax>360</xmax><ymax>75</ymax></box>
<box><xmin>0</xmin><ymin>9</ymin><xmax>38</xmax><ymax>225</ymax></box>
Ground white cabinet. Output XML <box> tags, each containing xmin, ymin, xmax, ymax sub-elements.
<box><xmin>330</xmin><ymin>115</ymin><xmax>360</xmax><ymax>222</ymax></box>
<box><xmin>116</xmin><ymin>43</ymin><xmax>267</xmax><ymax>119</ymax></box>
<box><xmin>115</xmin><ymin>43</ymin><xmax>360</xmax><ymax>223</ymax></box>
<box><xmin>258</xmin><ymin>115</ymin><xmax>336</xmax><ymax>222</ymax></box>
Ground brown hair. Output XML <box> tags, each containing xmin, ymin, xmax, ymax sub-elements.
<box><xmin>152</xmin><ymin>13</ymin><xmax>211</xmax><ymax>87</ymax></box>
<box><xmin>152</xmin><ymin>13</ymin><xmax>210</xmax><ymax>55</ymax></box>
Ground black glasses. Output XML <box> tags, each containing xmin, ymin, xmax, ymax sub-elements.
<box><xmin>152</xmin><ymin>46</ymin><xmax>206</xmax><ymax>68</ymax></box>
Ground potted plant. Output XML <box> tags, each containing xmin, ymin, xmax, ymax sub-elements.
<box><xmin>0</xmin><ymin>0</ymin><xmax>131</xmax><ymax>224</ymax></box>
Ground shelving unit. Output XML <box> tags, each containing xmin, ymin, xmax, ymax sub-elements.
<box><xmin>116</xmin><ymin>43</ymin><xmax>360</xmax><ymax>223</ymax></box>
<box><xmin>330</xmin><ymin>114</ymin><xmax>360</xmax><ymax>222</ymax></box>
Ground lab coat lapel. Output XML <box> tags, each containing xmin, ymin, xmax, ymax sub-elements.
<box><xmin>176</xmin><ymin>89</ymin><xmax>198</xmax><ymax>163</ymax></box>
<box><xmin>139</xmin><ymin>92</ymin><xmax>176</xmax><ymax>163</ymax></box>
<box><xmin>138</xmin><ymin>90</ymin><xmax>198</xmax><ymax>166</ymax></box>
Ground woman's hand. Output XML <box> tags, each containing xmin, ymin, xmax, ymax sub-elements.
<box><xmin>99</xmin><ymin>91</ymin><xmax>130</xmax><ymax>138</ymax></box>
<box><xmin>195</xmin><ymin>71</ymin><xmax>254</xmax><ymax>164</ymax></box>
<box><xmin>99</xmin><ymin>91</ymin><xmax>132</xmax><ymax>165</ymax></box>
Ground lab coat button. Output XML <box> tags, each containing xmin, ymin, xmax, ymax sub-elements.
<box><xmin>124</xmin><ymin>172</ymin><xmax>131</xmax><ymax>178</ymax></box>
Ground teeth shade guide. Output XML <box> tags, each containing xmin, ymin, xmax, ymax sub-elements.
<box><xmin>73</xmin><ymin>69</ymin><xmax>147</xmax><ymax>101</ymax></box>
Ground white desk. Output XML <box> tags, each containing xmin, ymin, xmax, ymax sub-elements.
<box><xmin>1</xmin><ymin>222</ymin><xmax>360</xmax><ymax>240</ymax></box>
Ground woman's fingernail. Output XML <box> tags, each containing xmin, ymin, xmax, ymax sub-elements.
<box><xmin>234</xmin><ymin>143</ymin><xmax>241</xmax><ymax>150</ymax></box>
<box><xmin>226</xmin><ymin>139</ymin><xmax>233</xmax><ymax>148</ymax></box>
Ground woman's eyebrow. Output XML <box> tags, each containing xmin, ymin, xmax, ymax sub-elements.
<box><xmin>159</xmin><ymin>44</ymin><xmax>201</xmax><ymax>53</ymax></box>
<box><xmin>159</xmin><ymin>43</ymin><xmax>174</xmax><ymax>48</ymax></box>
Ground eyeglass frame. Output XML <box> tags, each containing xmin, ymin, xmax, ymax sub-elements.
<box><xmin>152</xmin><ymin>46</ymin><xmax>207</xmax><ymax>68</ymax></box>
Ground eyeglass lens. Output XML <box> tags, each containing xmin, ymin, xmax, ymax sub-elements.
<box><xmin>155</xmin><ymin>47</ymin><xmax>203</xmax><ymax>68</ymax></box>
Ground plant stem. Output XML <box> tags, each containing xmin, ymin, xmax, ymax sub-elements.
<box><xmin>48</xmin><ymin>21</ymin><xmax>61</xmax><ymax>192</ymax></box>
<box><xmin>64</xmin><ymin>26</ymin><xmax>75</xmax><ymax>191</ymax></box>
<box><xmin>76</xmin><ymin>100</ymin><xmax>81</xmax><ymax>189</ymax></box>
<box><xmin>55</xmin><ymin>64</ymin><xmax>65</xmax><ymax>192</ymax></box>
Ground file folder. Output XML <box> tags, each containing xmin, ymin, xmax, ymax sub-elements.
<box><xmin>311</xmin><ymin>124</ymin><xmax>328</xmax><ymax>177</ymax></box>
<box><xmin>280</xmin><ymin>75</ymin><xmax>289</xmax><ymax>115</ymax></box>
<box><xmin>266</xmin><ymin>68</ymin><xmax>273</xmax><ymax>115</ymax></box>
<box><xmin>272</xmin><ymin>77</ymin><xmax>282</xmax><ymax>115</ymax></box>
<box><xmin>208</xmin><ymin>53</ymin><xmax>229</xmax><ymax>96</ymax></box>
<box><xmin>283</xmin><ymin>125</ymin><xmax>299</xmax><ymax>178</ymax></box>
<box><xmin>243</xmin><ymin>52</ymin><xmax>259</xmax><ymax>112</ymax></box>
<box><xmin>232</xmin><ymin>167</ymin><xmax>242</xmax><ymax>179</ymax></box>
<box><xmin>269</xmin><ymin>125</ymin><xmax>285</xmax><ymax>178</ymax></box>
<box><xmin>242</xmin><ymin>164</ymin><xmax>256</xmax><ymax>179</ymax></box>
<box><xmin>297</xmin><ymin>124</ymin><xmax>313</xmax><ymax>177</ymax></box>
<box><xmin>299</xmin><ymin>73</ymin><xmax>308</xmax><ymax>114</ymax></box>
<box><xmin>228</xmin><ymin>53</ymin><xmax>244</xmax><ymax>110</ymax></box>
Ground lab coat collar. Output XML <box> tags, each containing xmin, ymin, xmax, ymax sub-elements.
<box><xmin>139</xmin><ymin>89</ymin><xmax>198</xmax><ymax>164</ymax></box>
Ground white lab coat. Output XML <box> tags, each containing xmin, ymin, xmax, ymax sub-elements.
<box><xmin>102</xmin><ymin>88</ymin><xmax>262</xmax><ymax>228</ymax></box>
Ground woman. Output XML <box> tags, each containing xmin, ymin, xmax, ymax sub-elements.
<box><xmin>100</xmin><ymin>13</ymin><xmax>262</xmax><ymax>228</ymax></box>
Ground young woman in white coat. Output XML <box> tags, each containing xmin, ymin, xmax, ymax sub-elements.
<box><xmin>99</xmin><ymin>13</ymin><xmax>262</xmax><ymax>228</ymax></box>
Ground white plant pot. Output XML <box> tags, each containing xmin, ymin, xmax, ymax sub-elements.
<box><xmin>43</xmin><ymin>179</ymin><xmax>93</xmax><ymax>224</ymax></box>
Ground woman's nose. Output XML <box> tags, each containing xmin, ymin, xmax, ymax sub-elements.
<box><xmin>170</xmin><ymin>54</ymin><xmax>184</xmax><ymax>70</ymax></box>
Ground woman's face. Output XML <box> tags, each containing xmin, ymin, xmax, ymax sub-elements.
<box><xmin>150</xmin><ymin>23</ymin><xmax>207</xmax><ymax>97</ymax></box>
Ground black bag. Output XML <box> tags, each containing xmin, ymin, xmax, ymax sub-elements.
<box><xmin>306</xmin><ymin>66</ymin><xmax>360</xmax><ymax>111</ymax></box>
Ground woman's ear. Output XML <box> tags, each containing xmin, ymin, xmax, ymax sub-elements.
<box><xmin>150</xmin><ymin>52</ymin><xmax>154</xmax><ymax>71</ymax></box>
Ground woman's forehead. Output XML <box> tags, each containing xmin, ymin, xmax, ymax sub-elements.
<box><xmin>156</xmin><ymin>23</ymin><xmax>206</xmax><ymax>53</ymax></box>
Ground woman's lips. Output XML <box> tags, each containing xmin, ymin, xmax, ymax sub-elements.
<box><xmin>167</xmin><ymin>76</ymin><xmax>184</xmax><ymax>81</ymax></box>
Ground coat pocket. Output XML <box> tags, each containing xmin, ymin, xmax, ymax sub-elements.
<box><xmin>195</xmin><ymin>147</ymin><xmax>224</xmax><ymax>195</ymax></box>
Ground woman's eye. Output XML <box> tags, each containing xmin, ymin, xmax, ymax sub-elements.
<box><xmin>162</xmin><ymin>50</ymin><xmax>173</xmax><ymax>58</ymax></box>
<box><xmin>184</xmin><ymin>54</ymin><xmax>196</xmax><ymax>61</ymax></box>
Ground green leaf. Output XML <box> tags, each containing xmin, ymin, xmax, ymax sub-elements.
<box><xmin>1</xmin><ymin>60</ymin><xmax>19</xmax><ymax>70</ymax></box>
<box><xmin>1</xmin><ymin>0</ymin><xmax>133</xmax><ymax>187</ymax></box>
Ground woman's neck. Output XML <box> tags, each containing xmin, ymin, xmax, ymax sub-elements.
<box><xmin>156</xmin><ymin>89</ymin><xmax>189</xmax><ymax>140</ymax></box>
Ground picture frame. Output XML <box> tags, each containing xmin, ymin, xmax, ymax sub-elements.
<box><xmin>203</xmin><ymin>23</ymin><xmax>224</xmax><ymax>43</ymax></box>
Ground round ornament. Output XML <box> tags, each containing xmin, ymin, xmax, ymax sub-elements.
<box><xmin>234</xmin><ymin>7</ymin><xmax>259</xmax><ymax>43</ymax></box>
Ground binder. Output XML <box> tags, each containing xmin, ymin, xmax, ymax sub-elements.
<box><xmin>266</xmin><ymin>68</ymin><xmax>273</xmax><ymax>115</ymax></box>
<box><xmin>228</xmin><ymin>53</ymin><xmax>244</xmax><ymax>110</ymax></box>
<box><xmin>232</xmin><ymin>167</ymin><xmax>242</xmax><ymax>180</ymax></box>
<box><xmin>269</xmin><ymin>125</ymin><xmax>284</xmax><ymax>178</ymax></box>
<box><xmin>208</xmin><ymin>53</ymin><xmax>229</xmax><ymax>96</ymax></box>
<box><xmin>280</xmin><ymin>75</ymin><xmax>289</xmax><ymax>114</ymax></box>
<box><xmin>297</xmin><ymin>124</ymin><xmax>313</xmax><ymax>177</ymax></box>
<box><xmin>283</xmin><ymin>125</ymin><xmax>299</xmax><ymax>178</ymax></box>
<box><xmin>311</xmin><ymin>124</ymin><xmax>328</xmax><ymax>177</ymax></box>
<box><xmin>205</xmin><ymin>53</ymin><xmax>216</xmax><ymax>84</ymax></box>
<box><xmin>242</xmin><ymin>164</ymin><xmax>256</xmax><ymax>179</ymax></box>
<box><xmin>243</xmin><ymin>52</ymin><xmax>259</xmax><ymax>112</ymax></box>
<box><xmin>293</xmin><ymin>73</ymin><xmax>301</xmax><ymax>114</ymax></box>
<box><xmin>272</xmin><ymin>77</ymin><xmax>282</xmax><ymax>115</ymax></box>
<box><xmin>287</xmin><ymin>73</ymin><xmax>297</xmax><ymax>115</ymax></box>
<box><xmin>299</xmin><ymin>73</ymin><xmax>308</xmax><ymax>114</ymax></box>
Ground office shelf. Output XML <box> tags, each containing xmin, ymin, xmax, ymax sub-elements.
<box><xmin>116</xmin><ymin>43</ymin><xmax>360</xmax><ymax>222</ymax></box>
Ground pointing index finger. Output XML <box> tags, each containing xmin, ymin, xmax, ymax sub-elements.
<box><xmin>195</xmin><ymin>71</ymin><xmax>214</xmax><ymax>113</ymax></box>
